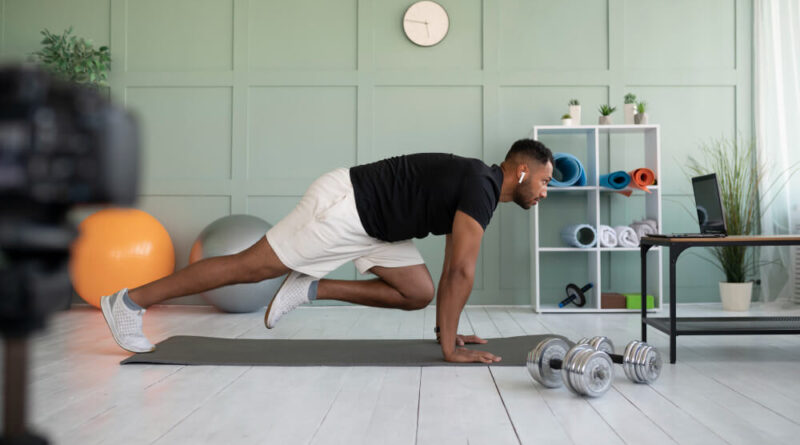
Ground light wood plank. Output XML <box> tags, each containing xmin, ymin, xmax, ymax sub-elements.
<box><xmin>488</xmin><ymin>367</ymin><xmax>574</xmax><ymax>445</ymax></box>
<box><xmin>416</xmin><ymin>366</ymin><xmax>520</xmax><ymax>445</ymax></box>
<box><xmin>464</xmin><ymin>306</ymin><xmax>502</xmax><ymax>338</ymax></box>
<box><xmin>49</xmin><ymin>365</ymin><xmax>249</xmax><ymax>445</ymax></box>
<box><xmin>309</xmin><ymin>367</ymin><xmax>420</xmax><ymax>445</ymax></box>
<box><xmin>484</xmin><ymin>307</ymin><xmax>528</xmax><ymax>337</ymax></box>
<box><xmin>150</xmin><ymin>366</ymin><xmax>349</xmax><ymax>445</ymax></box>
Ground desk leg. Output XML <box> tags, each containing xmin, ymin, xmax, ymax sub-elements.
<box><xmin>669</xmin><ymin>247</ymin><xmax>677</xmax><ymax>363</ymax></box>
<box><xmin>667</xmin><ymin>245</ymin><xmax>687</xmax><ymax>364</ymax></box>
<box><xmin>640</xmin><ymin>244</ymin><xmax>653</xmax><ymax>341</ymax></box>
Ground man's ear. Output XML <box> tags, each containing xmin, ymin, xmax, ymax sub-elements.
<box><xmin>517</xmin><ymin>163</ymin><xmax>528</xmax><ymax>183</ymax></box>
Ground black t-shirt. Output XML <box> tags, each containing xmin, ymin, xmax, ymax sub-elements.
<box><xmin>349</xmin><ymin>153</ymin><xmax>504</xmax><ymax>242</ymax></box>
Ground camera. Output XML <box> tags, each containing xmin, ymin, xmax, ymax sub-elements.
<box><xmin>0</xmin><ymin>64</ymin><xmax>139</xmax><ymax>444</ymax></box>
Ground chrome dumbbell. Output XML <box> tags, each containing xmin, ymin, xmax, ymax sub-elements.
<box><xmin>527</xmin><ymin>337</ymin><xmax>614</xmax><ymax>397</ymax></box>
<box><xmin>576</xmin><ymin>336</ymin><xmax>663</xmax><ymax>384</ymax></box>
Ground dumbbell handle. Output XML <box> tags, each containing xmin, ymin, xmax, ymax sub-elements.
<box><xmin>549</xmin><ymin>353</ymin><xmax>623</xmax><ymax>370</ymax></box>
<box><xmin>608</xmin><ymin>353</ymin><xmax>624</xmax><ymax>364</ymax></box>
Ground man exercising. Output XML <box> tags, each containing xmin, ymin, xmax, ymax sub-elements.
<box><xmin>100</xmin><ymin>138</ymin><xmax>553</xmax><ymax>364</ymax></box>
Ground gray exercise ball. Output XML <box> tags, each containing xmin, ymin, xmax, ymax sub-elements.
<box><xmin>188</xmin><ymin>214</ymin><xmax>285</xmax><ymax>313</ymax></box>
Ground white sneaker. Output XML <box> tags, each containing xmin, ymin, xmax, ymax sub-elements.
<box><xmin>100</xmin><ymin>289</ymin><xmax>156</xmax><ymax>353</ymax></box>
<box><xmin>264</xmin><ymin>271</ymin><xmax>316</xmax><ymax>329</ymax></box>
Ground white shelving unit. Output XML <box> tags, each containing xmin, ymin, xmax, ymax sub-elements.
<box><xmin>531</xmin><ymin>124</ymin><xmax>663</xmax><ymax>313</ymax></box>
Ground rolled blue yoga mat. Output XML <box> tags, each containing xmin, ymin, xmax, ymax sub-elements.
<box><xmin>549</xmin><ymin>153</ymin><xmax>587</xmax><ymax>187</ymax></box>
<box><xmin>561</xmin><ymin>224</ymin><xmax>597</xmax><ymax>248</ymax></box>
<box><xmin>599</xmin><ymin>171</ymin><xmax>631</xmax><ymax>190</ymax></box>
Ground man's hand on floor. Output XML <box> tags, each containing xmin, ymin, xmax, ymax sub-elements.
<box><xmin>456</xmin><ymin>334</ymin><xmax>487</xmax><ymax>346</ymax></box>
<box><xmin>443</xmin><ymin>347</ymin><xmax>502</xmax><ymax>364</ymax></box>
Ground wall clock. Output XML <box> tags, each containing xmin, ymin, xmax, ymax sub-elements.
<box><xmin>403</xmin><ymin>1</ymin><xmax>449</xmax><ymax>47</ymax></box>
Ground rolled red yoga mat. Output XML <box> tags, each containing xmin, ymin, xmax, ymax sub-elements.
<box><xmin>628</xmin><ymin>168</ymin><xmax>656</xmax><ymax>192</ymax></box>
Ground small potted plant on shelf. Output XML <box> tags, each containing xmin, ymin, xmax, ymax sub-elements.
<box><xmin>635</xmin><ymin>101</ymin><xmax>649</xmax><ymax>124</ymax></box>
<box><xmin>561</xmin><ymin>113</ymin><xmax>572</xmax><ymax>126</ymax></box>
<box><xmin>568</xmin><ymin>99</ymin><xmax>581</xmax><ymax>126</ymax></box>
<box><xmin>624</xmin><ymin>93</ymin><xmax>637</xmax><ymax>124</ymax></box>
<box><xmin>598</xmin><ymin>104</ymin><xmax>616</xmax><ymax>125</ymax></box>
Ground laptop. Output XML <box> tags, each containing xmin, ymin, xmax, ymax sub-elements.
<box><xmin>648</xmin><ymin>173</ymin><xmax>728</xmax><ymax>238</ymax></box>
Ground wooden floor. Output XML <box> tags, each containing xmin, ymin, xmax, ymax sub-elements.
<box><xmin>5</xmin><ymin>302</ymin><xmax>800</xmax><ymax>445</ymax></box>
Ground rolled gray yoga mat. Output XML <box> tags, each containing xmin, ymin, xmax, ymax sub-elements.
<box><xmin>561</xmin><ymin>224</ymin><xmax>597</xmax><ymax>248</ymax></box>
<box><xmin>121</xmin><ymin>334</ymin><xmax>571</xmax><ymax>367</ymax></box>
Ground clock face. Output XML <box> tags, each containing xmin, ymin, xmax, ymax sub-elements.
<box><xmin>403</xmin><ymin>1</ymin><xmax>449</xmax><ymax>47</ymax></box>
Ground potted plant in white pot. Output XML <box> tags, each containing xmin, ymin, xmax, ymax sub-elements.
<box><xmin>597</xmin><ymin>104</ymin><xmax>616</xmax><ymax>125</ymax></box>
<box><xmin>686</xmin><ymin>137</ymin><xmax>763</xmax><ymax>311</ymax></box>
<box><xmin>623</xmin><ymin>93</ymin><xmax>636</xmax><ymax>124</ymax></box>
<box><xmin>568</xmin><ymin>99</ymin><xmax>581</xmax><ymax>125</ymax></box>
<box><xmin>561</xmin><ymin>113</ymin><xmax>572</xmax><ymax>126</ymax></box>
<box><xmin>634</xmin><ymin>101</ymin><xmax>648</xmax><ymax>124</ymax></box>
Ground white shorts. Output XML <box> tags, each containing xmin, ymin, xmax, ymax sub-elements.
<box><xmin>266</xmin><ymin>168</ymin><xmax>425</xmax><ymax>279</ymax></box>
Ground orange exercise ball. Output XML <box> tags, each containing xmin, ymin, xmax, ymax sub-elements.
<box><xmin>69</xmin><ymin>208</ymin><xmax>175</xmax><ymax>309</ymax></box>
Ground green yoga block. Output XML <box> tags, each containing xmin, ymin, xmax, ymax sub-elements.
<box><xmin>624</xmin><ymin>293</ymin><xmax>654</xmax><ymax>309</ymax></box>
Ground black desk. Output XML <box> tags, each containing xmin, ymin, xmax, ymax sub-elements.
<box><xmin>640</xmin><ymin>235</ymin><xmax>800</xmax><ymax>363</ymax></box>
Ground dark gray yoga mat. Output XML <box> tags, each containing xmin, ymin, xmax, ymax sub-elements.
<box><xmin>121</xmin><ymin>334</ymin><xmax>569</xmax><ymax>366</ymax></box>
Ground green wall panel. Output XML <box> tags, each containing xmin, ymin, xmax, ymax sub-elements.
<box><xmin>498</xmin><ymin>0</ymin><xmax>608</xmax><ymax>71</ymax></box>
<box><xmin>248</xmin><ymin>86</ymin><xmax>357</xmax><ymax>181</ymax></box>
<box><xmin>126</xmin><ymin>87</ymin><xmax>233</xmax><ymax>180</ymax></box>
<box><xmin>1</xmin><ymin>0</ymin><xmax>753</xmax><ymax>306</ymax></box>
<box><xmin>1</xmin><ymin>0</ymin><xmax>110</xmax><ymax>61</ymax></box>
<box><xmin>126</xmin><ymin>0</ymin><xmax>233</xmax><ymax>72</ymax></box>
<box><xmin>624</xmin><ymin>0</ymin><xmax>735</xmax><ymax>70</ymax></box>
<box><xmin>249</xmin><ymin>0</ymin><xmax>357</xmax><ymax>70</ymax></box>
<box><xmin>372</xmin><ymin>86</ymin><xmax>483</xmax><ymax>159</ymax></box>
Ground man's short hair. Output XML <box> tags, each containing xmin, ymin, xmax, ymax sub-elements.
<box><xmin>505</xmin><ymin>139</ymin><xmax>553</xmax><ymax>167</ymax></box>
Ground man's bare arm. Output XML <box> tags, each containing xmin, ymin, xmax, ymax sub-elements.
<box><xmin>435</xmin><ymin>211</ymin><xmax>500</xmax><ymax>363</ymax></box>
<box><xmin>436</xmin><ymin>232</ymin><xmax>486</xmax><ymax>346</ymax></box>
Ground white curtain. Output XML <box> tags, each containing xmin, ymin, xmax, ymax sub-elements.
<box><xmin>754</xmin><ymin>0</ymin><xmax>800</xmax><ymax>303</ymax></box>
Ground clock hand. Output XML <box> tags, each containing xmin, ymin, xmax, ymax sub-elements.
<box><xmin>405</xmin><ymin>19</ymin><xmax>427</xmax><ymax>24</ymax></box>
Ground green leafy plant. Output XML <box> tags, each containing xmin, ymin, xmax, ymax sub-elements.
<box><xmin>685</xmin><ymin>137</ymin><xmax>796</xmax><ymax>282</ymax></box>
<box><xmin>29</xmin><ymin>27</ymin><xmax>111</xmax><ymax>87</ymax></box>
<box><xmin>561</xmin><ymin>113</ymin><xmax>572</xmax><ymax>119</ymax></box>
<box><xmin>636</xmin><ymin>101</ymin><xmax>647</xmax><ymax>114</ymax></box>
<box><xmin>568</xmin><ymin>99</ymin><xmax>580</xmax><ymax>106</ymax></box>
<box><xmin>598</xmin><ymin>104</ymin><xmax>616</xmax><ymax>116</ymax></box>
<box><xmin>624</xmin><ymin>93</ymin><xmax>637</xmax><ymax>104</ymax></box>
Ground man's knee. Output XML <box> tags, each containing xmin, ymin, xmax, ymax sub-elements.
<box><xmin>401</xmin><ymin>281</ymin><xmax>435</xmax><ymax>310</ymax></box>
<box><xmin>238</xmin><ymin>236</ymin><xmax>290</xmax><ymax>282</ymax></box>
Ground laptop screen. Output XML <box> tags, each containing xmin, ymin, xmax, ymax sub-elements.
<box><xmin>692</xmin><ymin>173</ymin><xmax>727</xmax><ymax>234</ymax></box>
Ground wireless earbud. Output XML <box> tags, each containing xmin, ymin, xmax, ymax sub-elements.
<box><xmin>518</xmin><ymin>172</ymin><xmax>526</xmax><ymax>184</ymax></box>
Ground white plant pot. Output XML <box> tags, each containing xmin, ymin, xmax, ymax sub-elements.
<box><xmin>569</xmin><ymin>105</ymin><xmax>581</xmax><ymax>125</ymax></box>
<box><xmin>634</xmin><ymin>112</ymin><xmax>649</xmax><ymax>124</ymax></box>
<box><xmin>624</xmin><ymin>103</ymin><xmax>636</xmax><ymax>124</ymax></box>
<box><xmin>561</xmin><ymin>118</ymin><xmax>572</xmax><ymax>126</ymax></box>
<box><xmin>719</xmin><ymin>281</ymin><xmax>753</xmax><ymax>311</ymax></box>
<box><xmin>598</xmin><ymin>115</ymin><xmax>612</xmax><ymax>125</ymax></box>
